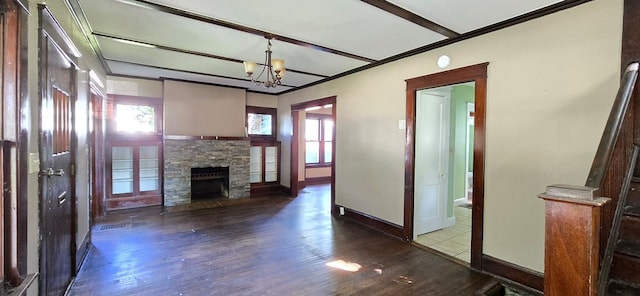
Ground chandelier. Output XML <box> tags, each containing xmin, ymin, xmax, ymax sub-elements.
<box><xmin>243</xmin><ymin>36</ymin><xmax>285</xmax><ymax>88</ymax></box>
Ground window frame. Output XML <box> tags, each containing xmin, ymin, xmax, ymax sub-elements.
<box><xmin>246</xmin><ymin>106</ymin><xmax>277</xmax><ymax>142</ymax></box>
<box><xmin>106</xmin><ymin>95</ymin><xmax>163</xmax><ymax>141</ymax></box>
<box><xmin>305</xmin><ymin>114</ymin><xmax>332</xmax><ymax>167</ymax></box>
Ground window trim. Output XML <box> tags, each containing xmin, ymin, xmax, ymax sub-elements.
<box><xmin>106</xmin><ymin>95</ymin><xmax>163</xmax><ymax>141</ymax></box>
<box><xmin>246</xmin><ymin>106</ymin><xmax>277</xmax><ymax>142</ymax></box>
<box><xmin>305</xmin><ymin>114</ymin><xmax>332</xmax><ymax>167</ymax></box>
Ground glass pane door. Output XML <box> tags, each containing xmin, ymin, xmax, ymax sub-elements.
<box><xmin>112</xmin><ymin>146</ymin><xmax>133</xmax><ymax>194</ymax></box>
<box><xmin>139</xmin><ymin>145</ymin><xmax>159</xmax><ymax>192</ymax></box>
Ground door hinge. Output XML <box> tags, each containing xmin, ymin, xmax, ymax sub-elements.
<box><xmin>70</xmin><ymin>164</ymin><xmax>75</xmax><ymax>176</ymax></box>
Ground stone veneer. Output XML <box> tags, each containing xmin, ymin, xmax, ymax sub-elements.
<box><xmin>164</xmin><ymin>139</ymin><xmax>250</xmax><ymax>206</ymax></box>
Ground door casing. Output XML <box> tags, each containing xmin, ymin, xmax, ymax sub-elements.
<box><xmin>404</xmin><ymin>63</ymin><xmax>488</xmax><ymax>269</ymax></box>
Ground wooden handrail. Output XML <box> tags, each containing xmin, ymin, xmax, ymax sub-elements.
<box><xmin>585</xmin><ymin>62</ymin><xmax>640</xmax><ymax>189</ymax></box>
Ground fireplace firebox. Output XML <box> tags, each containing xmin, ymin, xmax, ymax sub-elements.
<box><xmin>191</xmin><ymin>167</ymin><xmax>229</xmax><ymax>200</ymax></box>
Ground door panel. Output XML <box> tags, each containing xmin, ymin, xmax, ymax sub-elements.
<box><xmin>40</xmin><ymin>34</ymin><xmax>75</xmax><ymax>296</ymax></box>
<box><xmin>414</xmin><ymin>91</ymin><xmax>449</xmax><ymax>238</ymax></box>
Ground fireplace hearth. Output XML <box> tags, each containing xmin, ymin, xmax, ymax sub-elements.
<box><xmin>191</xmin><ymin>167</ymin><xmax>229</xmax><ymax>200</ymax></box>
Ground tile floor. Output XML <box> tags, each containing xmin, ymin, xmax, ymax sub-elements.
<box><xmin>414</xmin><ymin>205</ymin><xmax>472</xmax><ymax>263</ymax></box>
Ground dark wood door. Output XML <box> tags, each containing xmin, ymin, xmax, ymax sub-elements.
<box><xmin>39</xmin><ymin>31</ymin><xmax>76</xmax><ymax>296</ymax></box>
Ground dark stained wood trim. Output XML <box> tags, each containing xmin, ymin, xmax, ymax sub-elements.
<box><xmin>129</xmin><ymin>0</ymin><xmax>376</xmax><ymax>63</ymax></box>
<box><xmin>291</xmin><ymin>110</ymin><xmax>300</xmax><ymax>196</ymax></box>
<box><xmin>335</xmin><ymin>205</ymin><xmax>404</xmax><ymax>239</ymax></box>
<box><xmin>164</xmin><ymin>135</ymin><xmax>249</xmax><ymax>141</ymax></box>
<box><xmin>249</xmin><ymin>184</ymin><xmax>286</xmax><ymax>196</ymax></box>
<box><xmin>2</xmin><ymin>0</ymin><xmax>29</xmax><ymax>285</ymax></box>
<box><xmin>291</xmin><ymin>96</ymin><xmax>336</xmax><ymax>111</ymax></box>
<box><xmin>404</xmin><ymin>63</ymin><xmax>488</xmax><ymax>270</ymax></box>
<box><xmin>105</xmin><ymin>58</ymin><xmax>300</xmax><ymax>88</ymax></box>
<box><xmin>482</xmin><ymin>255</ymin><xmax>544</xmax><ymax>293</ymax></box>
<box><xmin>360</xmin><ymin>0</ymin><xmax>459</xmax><ymax>38</ymax></box>
<box><xmin>246</xmin><ymin>106</ymin><xmax>277</xmax><ymax>142</ymax></box>
<box><xmin>622</xmin><ymin>0</ymin><xmax>640</xmax><ymax>73</ymax></box>
<box><xmin>94</xmin><ymin>32</ymin><xmax>328</xmax><ymax>79</ymax></box>
<box><xmin>106</xmin><ymin>195</ymin><xmax>163</xmax><ymax>211</ymax></box>
<box><xmin>278</xmin><ymin>0</ymin><xmax>591</xmax><ymax>95</ymax></box>
<box><xmin>303</xmin><ymin>176</ymin><xmax>332</xmax><ymax>185</ymax></box>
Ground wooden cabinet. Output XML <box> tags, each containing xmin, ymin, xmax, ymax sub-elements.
<box><xmin>250</xmin><ymin>141</ymin><xmax>281</xmax><ymax>195</ymax></box>
<box><xmin>106</xmin><ymin>142</ymin><xmax>162</xmax><ymax>209</ymax></box>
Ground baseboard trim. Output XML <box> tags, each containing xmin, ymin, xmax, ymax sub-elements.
<box><xmin>481</xmin><ymin>254</ymin><xmax>544</xmax><ymax>293</ymax></box>
<box><xmin>75</xmin><ymin>232</ymin><xmax>92</xmax><ymax>272</ymax></box>
<box><xmin>304</xmin><ymin>176</ymin><xmax>331</xmax><ymax>185</ymax></box>
<box><xmin>279</xmin><ymin>185</ymin><xmax>291</xmax><ymax>195</ymax></box>
<box><xmin>335</xmin><ymin>205</ymin><xmax>404</xmax><ymax>239</ymax></box>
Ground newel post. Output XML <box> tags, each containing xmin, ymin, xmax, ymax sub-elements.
<box><xmin>538</xmin><ymin>184</ymin><xmax>611</xmax><ymax>296</ymax></box>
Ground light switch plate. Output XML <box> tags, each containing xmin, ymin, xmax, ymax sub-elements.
<box><xmin>398</xmin><ymin>120</ymin><xmax>406</xmax><ymax>130</ymax></box>
<box><xmin>29</xmin><ymin>153</ymin><xmax>40</xmax><ymax>174</ymax></box>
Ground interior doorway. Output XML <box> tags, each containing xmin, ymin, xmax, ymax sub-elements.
<box><xmin>404</xmin><ymin>63</ymin><xmax>488</xmax><ymax>269</ymax></box>
<box><xmin>290</xmin><ymin>96</ymin><xmax>337</xmax><ymax>214</ymax></box>
<box><xmin>413</xmin><ymin>83</ymin><xmax>476</xmax><ymax>263</ymax></box>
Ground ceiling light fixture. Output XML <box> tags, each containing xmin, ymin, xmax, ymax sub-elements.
<box><xmin>243</xmin><ymin>36</ymin><xmax>285</xmax><ymax>88</ymax></box>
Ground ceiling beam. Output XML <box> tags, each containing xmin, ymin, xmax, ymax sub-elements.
<box><xmin>104</xmin><ymin>58</ymin><xmax>300</xmax><ymax>88</ymax></box>
<box><xmin>93</xmin><ymin>32</ymin><xmax>329</xmax><ymax>78</ymax></box>
<box><xmin>360</xmin><ymin>0</ymin><xmax>459</xmax><ymax>38</ymax></box>
<box><xmin>125</xmin><ymin>0</ymin><xmax>377</xmax><ymax>63</ymax></box>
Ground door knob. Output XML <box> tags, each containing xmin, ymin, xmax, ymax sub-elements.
<box><xmin>40</xmin><ymin>168</ymin><xmax>64</xmax><ymax>177</ymax></box>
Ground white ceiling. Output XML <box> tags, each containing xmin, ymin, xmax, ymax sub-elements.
<box><xmin>73</xmin><ymin>0</ymin><xmax>570</xmax><ymax>94</ymax></box>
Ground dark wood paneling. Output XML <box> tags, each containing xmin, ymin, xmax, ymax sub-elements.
<box><xmin>610</xmin><ymin>253</ymin><xmax>640</xmax><ymax>283</ymax></box>
<box><xmin>336</xmin><ymin>205</ymin><xmax>404</xmax><ymax>239</ymax></box>
<box><xmin>404</xmin><ymin>63</ymin><xmax>488</xmax><ymax>270</ymax></box>
<box><xmin>482</xmin><ymin>255</ymin><xmax>544</xmax><ymax>293</ymax></box>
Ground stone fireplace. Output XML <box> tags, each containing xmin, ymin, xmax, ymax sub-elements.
<box><xmin>164</xmin><ymin>138</ymin><xmax>250</xmax><ymax>206</ymax></box>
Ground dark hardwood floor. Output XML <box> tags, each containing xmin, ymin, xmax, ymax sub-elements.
<box><xmin>69</xmin><ymin>184</ymin><xmax>493</xmax><ymax>295</ymax></box>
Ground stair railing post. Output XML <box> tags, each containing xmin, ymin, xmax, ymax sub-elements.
<box><xmin>539</xmin><ymin>185</ymin><xmax>611</xmax><ymax>296</ymax></box>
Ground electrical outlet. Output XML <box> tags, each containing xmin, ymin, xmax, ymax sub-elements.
<box><xmin>339</xmin><ymin>207</ymin><xmax>345</xmax><ymax>216</ymax></box>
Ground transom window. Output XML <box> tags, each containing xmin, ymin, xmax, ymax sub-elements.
<box><xmin>115</xmin><ymin>104</ymin><xmax>156</xmax><ymax>133</ymax></box>
<box><xmin>106</xmin><ymin>95</ymin><xmax>162</xmax><ymax>138</ymax></box>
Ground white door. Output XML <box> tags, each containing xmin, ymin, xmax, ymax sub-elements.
<box><xmin>414</xmin><ymin>90</ymin><xmax>450</xmax><ymax>239</ymax></box>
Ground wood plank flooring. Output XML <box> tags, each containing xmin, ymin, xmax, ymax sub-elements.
<box><xmin>69</xmin><ymin>184</ymin><xmax>493</xmax><ymax>296</ymax></box>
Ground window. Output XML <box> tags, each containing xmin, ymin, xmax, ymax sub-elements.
<box><xmin>305</xmin><ymin>115</ymin><xmax>333</xmax><ymax>165</ymax></box>
<box><xmin>115</xmin><ymin>104</ymin><xmax>156</xmax><ymax>133</ymax></box>
<box><xmin>246</xmin><ymin>106</ymin><xmax>276</xmax><ymax>141</ymax></box>
<box><xmin>106</xmin><ymin>95</ymin><xmax>162</xmax><ymax>138</ymax></box>
<box><xmin>105</xmin><ymin>95</ymin><xmax>163</xmax><ymax>210</ymax></box>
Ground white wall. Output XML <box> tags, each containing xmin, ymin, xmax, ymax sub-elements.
<box><xmin>107</xmin><ymin>76</ymin><xmax>163</xmax><ymax>97</ymax></box>
<box><xmin>247</xmin><ymin>92</ymin><xmax>278</xmax><ymax>108</ymax></box>
<box><xmin>277</xmin><ymin>0</ymin><xmax>622</xmax><ymax>272</ymax></box>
